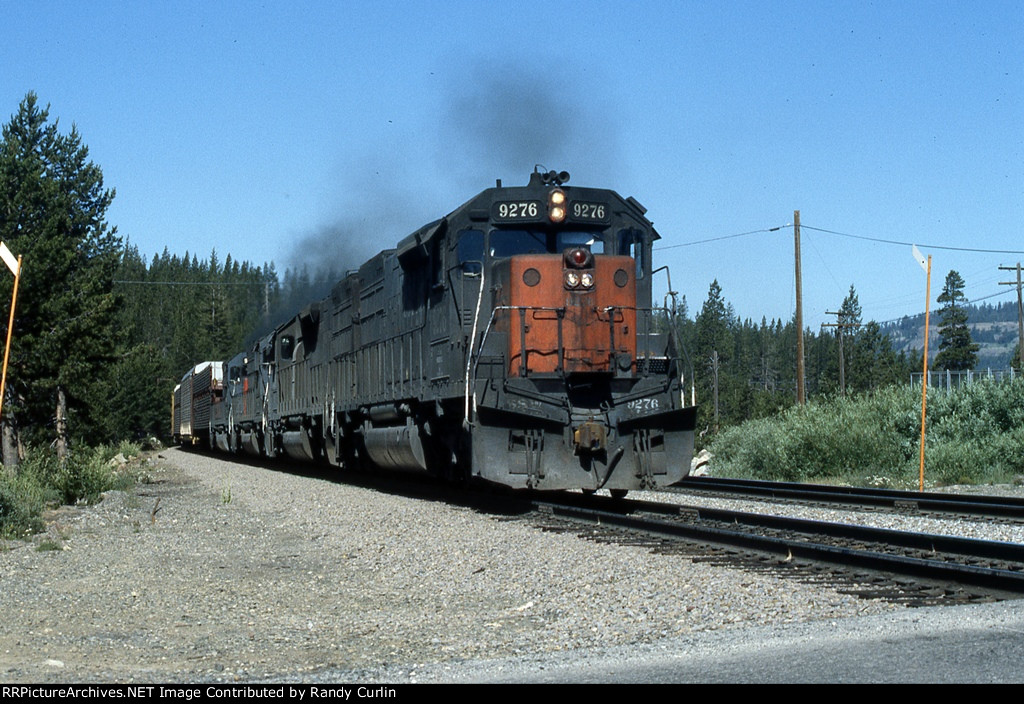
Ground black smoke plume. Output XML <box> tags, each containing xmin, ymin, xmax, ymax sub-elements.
<box><xmin>439</xmin><ymin>59</ymin><xmax>625</xmax><ymax>189</ymax></box>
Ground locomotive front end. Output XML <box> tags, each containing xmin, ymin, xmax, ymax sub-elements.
<box><xmin>505</xmin><ymin>246</ymin><xmax>637</xmax><ymax>376</ymax></box>
<box><xmin>464</xmin><ymin>170</ymin><xmax>696</xmax><ymax>493</ymax></box>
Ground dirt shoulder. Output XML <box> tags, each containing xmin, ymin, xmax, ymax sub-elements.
<box><xmin>0</xmin><ymin>448</ymin><xmax>896</xmax><ymax>683</ymax></box>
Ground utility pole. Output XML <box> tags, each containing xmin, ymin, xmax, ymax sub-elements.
<box><xmin>794</xmin><ymin>210</ymin><xmax>805</xmax><ymax>404</ymax></box>
<box><xmin>999</xmin><ymin>263</ymin><xmax>1024</xmax><ymax>370</ymax></box>
<box><xmin>822</xmin><ymin>311</ymin><xmax>862</xmax><ymax>396</ymax></box>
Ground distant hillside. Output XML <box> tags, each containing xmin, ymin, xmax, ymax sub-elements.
<box><xmin>883</xmin><ymin>300</ymin><xmax>1020</xmax><ymax>370</ymax></box>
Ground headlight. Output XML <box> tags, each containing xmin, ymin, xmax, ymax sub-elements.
<box><xmin>581</xmin><ymin>272</ymin><xmax>594</xmax><ymax>288</ymax></box>
<box><xmin>565</xmin><ymin>271</ymin><xmax>580</xmax><ymax>288</ymax></box>
<box><xmin>549</xmin><ymin>189</ymin><xmax>567</xmax><ymax>223</ymax></box>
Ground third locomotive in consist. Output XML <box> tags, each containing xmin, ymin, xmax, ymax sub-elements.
<box><xmin>173</xmin><ymin>170</ymin><xmax>697</xmax><ymax>495</ymax></box>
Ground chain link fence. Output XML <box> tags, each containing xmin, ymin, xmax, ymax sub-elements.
<box><xmin>910</xmin><ymin>368</ymin><xmax>1017</xmax><ymax>391</ymax></box>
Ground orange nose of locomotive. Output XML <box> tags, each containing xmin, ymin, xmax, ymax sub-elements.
<box><xmin>507</xmin><ymin>248</ymin><xmax>637</xmax><ymax>375</ymax></box>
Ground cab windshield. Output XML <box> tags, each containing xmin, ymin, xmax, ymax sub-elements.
<box><xmin>488</xmin><ymin>230</ymin><xmax>605</xmax><ymax>258</ymax></box>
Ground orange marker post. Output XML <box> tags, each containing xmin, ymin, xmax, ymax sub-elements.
<box><xmin>912</xmin><ymin>245</ymin><xmax>931</xmax><ymax>492</ymax></box>
<box><xmin>0</xmin><ymin>242</ymin><xmax>23</xmax><ymax>422</ymax></box>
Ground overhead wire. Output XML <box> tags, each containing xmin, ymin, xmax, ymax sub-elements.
<box><xmin>114</xmin><ymin>280</ymin><xmax>267</xmax><ymax>286</ymax></box>
<box><xmin>657</xmin><ymin>222</ymin><xmax>1024</xmax><ymax>256</ymax></box>
<box><xmin>652</xmin><ymin>219</ymin><xmax>1022</xmax><ymax>358</ymax></box>
<box><xmin>654</xmin><ymin>224</ymin><xmax>789</xmax><ymax>251</ymax></box>
<box><xmin>800</xmin><ymin>224</ymin><xmax>1024</xmax><ymax>255</ymax></box>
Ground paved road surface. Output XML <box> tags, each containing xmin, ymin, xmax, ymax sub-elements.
<box><xmin>348</xmin><ymin>599</ymin><xmax>1024</xmax><ymax>683</ymax></box>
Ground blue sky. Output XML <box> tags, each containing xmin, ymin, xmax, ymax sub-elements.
<box><xmin>2</xmin><ymin>1</ymin><xmax>1021</xmax><ymax>329</ymax></box>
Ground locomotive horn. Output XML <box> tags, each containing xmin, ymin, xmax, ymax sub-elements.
<box><xmin>542</xmin><ymin>170</ymin><xmax>570</xmax><ymax>186</ymax></box>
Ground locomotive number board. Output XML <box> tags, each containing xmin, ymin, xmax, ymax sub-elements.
<box><xmin>492</xmin><ymin>200</ymin><xmax>542</xmax><ymax>222</ymax></box>
<box><xmin>569</xmin><ymin>201</ymin><xmax>609</xmax><ymax>222</ymax></box>
<box><xmin>491</xmin><ymin>200</ymin><xmax>612</xmax><ymax>224</ymax></box>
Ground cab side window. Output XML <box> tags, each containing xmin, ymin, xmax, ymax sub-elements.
<box><xmin>617</xmin><ymin>229</ymin><xmax>645</xmax><ymax>279</ymax></box>
<box><xmin>457</xmin><ymin>229</ymin><xmax>484</xmax><ymax>274</ymax></box>
<box><xmin>279</xmin><ymin>334</ymin><xmax>295</xmax><ymax>361</ymax></box>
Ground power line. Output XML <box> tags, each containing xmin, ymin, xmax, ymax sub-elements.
<box><xmin>114</xmin><ymin>280</ymin><xmax>269</xmax><ymax>286</ymax></box>
<box><xmin>871</xmin><ymin>287</ymin><xmax>1015</xmax><ymax>327</ymax></box>
<box><xmin>801</xmin><ymin>225</ymin><xmax>1024</xmax><ymax>255</ymax></box>
<box><xmin>968</xmin><ymin>288</ymin><xmax>1017</xmax><ymax>304</ymax></box>
<box><xmin>658</xmin><ymin>221</ymin><xmax>1024</xmax><ymax>256</ymax></box>
<box><xmin>655</xmin><ymin>225</ymin><xmax>789</xmax><ymax>251</ymax></box>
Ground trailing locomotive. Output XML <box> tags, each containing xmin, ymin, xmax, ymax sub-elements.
<box><xmin>173</xmin><ymin>170</ymin><xmax>697</xmax><ymax>494</ymax></box>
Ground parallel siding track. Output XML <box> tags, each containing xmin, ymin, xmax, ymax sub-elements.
<box><xmin>672</xmin><ymin>477</ymin><xmax>1024</xmax><ymax>523</ymax></box>
<box><xmin>531</xmin><ymin>493</ymin><xmax>1024</xmax><ymax>605</ymax></box>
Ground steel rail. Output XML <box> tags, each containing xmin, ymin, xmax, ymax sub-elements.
<box><xmin>675</xmin><ymin>476</ymin><xmax>1024</xmax><ymax>520</ymax></box>
<box><xmin>536</xmin><ymin>495</ymin><xmax>1024</xmax><ymax>596</ymax></box>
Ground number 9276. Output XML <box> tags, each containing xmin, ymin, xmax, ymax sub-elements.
<box><xmin>571</xmin><ymin>202</ymin><xmax>607</xmax><ymax>220</ymax></box>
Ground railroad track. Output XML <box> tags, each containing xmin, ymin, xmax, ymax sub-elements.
<box><xmin>671</xmin><ymin>476</ymin><xmax>1024</xmax><ymax>522</ymax></box>
<box><xmin>530</xmin><ymin>492</ymin><xmax>1024</xmax><ymax>606</ymax></box>
<box><xmin>218</xmin><ymin>454</ymin><xmax>1024</xmax><ymax>605</ymax></box>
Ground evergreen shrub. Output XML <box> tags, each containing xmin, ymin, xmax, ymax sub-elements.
<box><xmin>0</xmin><ymin>443</ymin><xmax>140</xmax><ymax>537</ymax></box>
<box><xmin>709</xmin><ymin>379</ymin><xmax>1024</xmax><ymax>487</ymax></box>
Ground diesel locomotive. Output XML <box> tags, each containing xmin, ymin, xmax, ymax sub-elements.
<box><xmin>172</xmin><ymin>169</ymin><xmax>697</xmax><ymax>494</ymax></box>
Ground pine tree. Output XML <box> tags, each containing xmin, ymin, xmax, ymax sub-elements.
<box><xmin>836</xmin><ymin>285</ymin><xmax>863</xmax><ymax>393</ymax></box>
<box><xmin>695</xmin><ymin>280</ymin><xmax>733</xmax><ymax>363</ymax></box>
<box><xmin>0</xmin><ymin>93</ymin><xmax>121</xmax><ymax>459</ymax></box>
<box><xmin>853</xmin><ymin>321</ymin><xmax>903</xmax><ymax>390</ymax></box>
<box><xmin>694</xmin><ymin>280</ymin><xmax>735</xmax><ymax>432</ymax></box>
<box><xmin>934</xmin><ymin>270</ymin><xmax>979</xmax><ymax>371</ymax></box>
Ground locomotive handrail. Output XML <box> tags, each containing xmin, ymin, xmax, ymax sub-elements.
<box><xmin>654</xmin><ymin>264</ymin><xmax>696</xmax><ymax>408</ymax></box>
<box><xmin>463</xmin><ymin>258</ymin><xmax>487</xmax><ymax>426</ymax></box>
<box><xmin>465</xmin><ymin>304</ymin><xmax>687</xmax><ymax>426</ymax></box>
<box><xmin>466</xmin><ymin>304</ymin><xmax>567</xmax><ymax>426</ymax></box>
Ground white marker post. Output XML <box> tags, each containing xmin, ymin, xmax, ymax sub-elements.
<box><xmin>0</xmin><ymin>242</ymin><xmax>23</xmax><ymax>422</ymax></box>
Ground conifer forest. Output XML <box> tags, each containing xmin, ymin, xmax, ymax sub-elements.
<box><xmin>0</xmin><ymin>92</ymin><xmax>1006</xmax><ymax>461</ymax></box>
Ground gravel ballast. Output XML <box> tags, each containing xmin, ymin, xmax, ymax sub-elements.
<box><xmin>3</xmin><ymin>446</ymin><xmax>998</xmax><ymax>683</ymax></box>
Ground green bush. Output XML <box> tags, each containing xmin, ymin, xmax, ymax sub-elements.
<box><xmin>0</xmin><ymin>468</ymin><xmax>54</xmax><ymax>537</ymax></box>
<box><xmin>708</xmin><ymin>379</ymin><xmax>1024</xmax><ymax>487</ymax></box>
<box><xmin>0</xmin><ymin>442</ymin><xmax>140</xmax><ymax>538</ymax></box>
